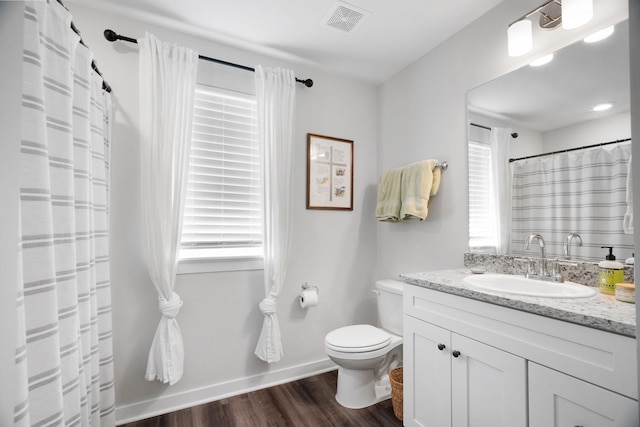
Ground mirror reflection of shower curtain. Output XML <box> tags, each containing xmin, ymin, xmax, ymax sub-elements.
<box><xmin>490</xmin><ymin>127</ymin><xmax>512</xmax><ymax>254</ymax></box>
<box><xmin>510</xmin><ymin>142</ymin><xmax>633</xmax><ymax>261</ymax></box>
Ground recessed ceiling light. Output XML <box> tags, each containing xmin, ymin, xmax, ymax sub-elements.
<box><xmin>593</xmin><ymin>103</ymin><xmax>613</xmax><ymax>112</ymax></box>
<box><xmin>584</xmin><ymin>25</ymin><xmax>615</xmax><ymax>43</ymax></box>
<box><xmin>529</xmin><ymin>53</ymin><xmax>554</xmax><ymax>67</ymax></box>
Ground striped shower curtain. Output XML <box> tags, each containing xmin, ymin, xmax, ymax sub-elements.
<box><xmin>510</xmin><ymin>142</ymin><xmax>633</xmax><ymax>261</ymax></box>
<box><xmin>15</xmin><ymin>2</ymin><xmax>115</xmax><ymax>425</ymax></box>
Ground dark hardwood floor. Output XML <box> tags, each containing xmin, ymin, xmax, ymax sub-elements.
<box><xmin>119</xmin><ymin>370</ymin><xmax>403</xmax><ymax>427</ymax></box>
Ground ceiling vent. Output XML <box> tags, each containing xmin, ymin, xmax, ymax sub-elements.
<box><xmin>323</xmin><ymin>2</ymin><xmax>368</xmax><ymax>34</ymax></box>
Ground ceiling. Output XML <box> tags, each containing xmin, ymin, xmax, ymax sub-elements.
<box><xmin>69</xmin><ymin>0</ymin><xmax>503</xmax><ymax>84</ymax></box>
<box><xmin>467</xmin><ymin>19</ymin><xmax>630</xmax><ymax>132</ymax></box>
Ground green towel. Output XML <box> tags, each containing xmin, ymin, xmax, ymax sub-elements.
<box><xmin>375</xmin><ymin>167</ymin><xmax>403</xmax><ymax>222</ymax></box>
<box><xmin>400</xmin><ymin>160</ymin><xmax>441</xmax><ymax>221</ymax></box>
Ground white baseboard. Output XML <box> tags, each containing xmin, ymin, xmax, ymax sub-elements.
<box><xmin>115</xmin><ymin>358</ymin><xmax>337</xmax><ymax>425</ymax></box>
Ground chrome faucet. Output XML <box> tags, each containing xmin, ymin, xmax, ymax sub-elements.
<box><xmin>523</xmin><ymin>233</ymin><xmax>568</xmax><ymax>282</ymax></box>
<box><xmin>563</xmin><ymin>233</ymin><xmax>582</xmax><ymax>259</ymax></box>
<box><xmin>525</xmin><ymin>233</ymin><xmax>547</xmax><ymax>276</ymax></box>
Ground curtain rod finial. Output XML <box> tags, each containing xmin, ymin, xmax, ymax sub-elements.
<box><xmin>104</xmin><ymin>29</ymin><xmax>118</xmax><ymax>42</ymax></box>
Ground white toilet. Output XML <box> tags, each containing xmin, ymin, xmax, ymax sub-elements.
<box><xmin>324</xmin><ymin>279</ymin><xmax>404</xmax><ymax>409</ymax></box>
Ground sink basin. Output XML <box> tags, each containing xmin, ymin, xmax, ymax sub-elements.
<box><xmin>463</xmin><ymin>273</ymin><xmax>597</xmax><ymax>298</ymax></box>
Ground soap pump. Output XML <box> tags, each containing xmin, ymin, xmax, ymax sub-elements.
<box><xmin>598</xmin><ymin>246</ymin><xmax>624</xmax><ymax>295</ymax></box>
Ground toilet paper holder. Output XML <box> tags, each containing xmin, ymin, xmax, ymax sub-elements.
<box><xmin>299</xmin><ymin>282</ymin><xmax>319</xmax><ymax>309</ymax></box>
<box><xmin>302</xmin><ymin>282</ymin><xmax>319</xmax><ymax>293</ymax></box>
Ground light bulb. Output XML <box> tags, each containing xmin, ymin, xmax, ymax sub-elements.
<box><xmin>508</xmin><ymin>20</ymin><xmax>533</xmax><ymax>57</ymax></box>
<box><xmin>562</xmin><ymin>0</ymin><xmax>593</xmax><ymax>30</ymax></box>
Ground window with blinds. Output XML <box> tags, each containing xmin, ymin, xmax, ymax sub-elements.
<box><xmin>180</xmin><ymin>85</ymin><xmax>262</xmax><ymax>259</ymax></box>
<box><xmin>468</xmin><ymin>127</ymin><xmax>497</xmax><ymax>250</ymax></box>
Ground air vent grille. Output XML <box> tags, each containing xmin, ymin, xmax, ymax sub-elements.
<box><xmin>324</xmin><ymin>3</ymin><xmax>366</xmax><ymax>34</ymax></box>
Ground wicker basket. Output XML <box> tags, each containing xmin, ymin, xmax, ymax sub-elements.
<box><xmin>389</xmin><ymin>367</ymin><xmax>403</xmax><ymax>421</ymax></box>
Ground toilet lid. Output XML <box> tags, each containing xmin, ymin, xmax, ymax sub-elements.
<box><xmin>325</xmin><ymin>324</ymin><xmax>391</xmax><ymax>353</ymax></box>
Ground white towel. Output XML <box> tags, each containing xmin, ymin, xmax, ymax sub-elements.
<box><xmin>375</xmin><ymin>168</ymin><xmax>403</xmax><ymax>222</ymax></box>
<box><xmin>400</xmin><ymin>159</ymin><xmax>441</xmax><ymax>221</ymax></box>
<box><xmin>624</xmin><ymin>154</ymin><xmax>633</xmax><ymax>234</ymax></box>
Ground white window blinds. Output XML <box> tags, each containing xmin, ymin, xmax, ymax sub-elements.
<box><xmin>180</xmin><ymin>85</ymin><xmax>262</xmax><ymax>258</ymax></box>
<box><xmin>468</xmin><ymin>126</ymin><xmax>497</xmax><ymax>250</ymax></box>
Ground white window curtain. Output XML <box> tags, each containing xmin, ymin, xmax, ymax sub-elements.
<box><xmin>254</xmin><ymin>66</ymin><xmax>296</xmax><ymax>363</ymax></box>
<box><xmin>490</xmin><ymin>127</ymin><xmax>512</xmax><ymax>254</ymax></box>
<box><xmin>624</xmin><ymin>154</ymin><xmax>633</xmax><ymax>234</ymax></box>
<box><xmin>511</xmin><ymin>142</ymin><xmax>633</xmax><ymax>260</ymax></box>
<box><xmin>138</xmin><ymin>33</ymin><xmax>199</xmax><ymax>384</ymax></box>
<box><xmin>15</xmin><ymin>1</ymin><xmax>115</xmax><ymax>425</ymax></box>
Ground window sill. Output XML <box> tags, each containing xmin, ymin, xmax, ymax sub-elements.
<box><xmin>177</xmin><ymin>248</ymin><xmax>264</xmax><ymax>274</ymax></box>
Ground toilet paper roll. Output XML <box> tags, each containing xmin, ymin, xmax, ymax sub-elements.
<box><xmin>299</xmin><ymin>289</ymin><xmax>318</xmax><ymax>308</ymax></box>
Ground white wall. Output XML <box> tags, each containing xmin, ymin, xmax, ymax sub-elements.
<box><xmin>542</xmin><ymin>111</ymin><xmax>632</xmax><ymax>151</ymax></box>
<box><xmin>376</xmin><ymin>0</ymin><xmax>629</xmax><ymax>279</ymax></box>
<box><xmin>63</xmin><ymin>4</ymin><xmax>379</xmax><ymax>423</ymax></box>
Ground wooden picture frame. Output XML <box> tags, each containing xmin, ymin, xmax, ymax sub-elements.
<box><xmin>306</xmin><ymin>133</ymin><xmax>354</xmax><ymax>210</ymax></box>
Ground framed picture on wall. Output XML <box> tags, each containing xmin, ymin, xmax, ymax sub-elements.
<box><xmin>306</xmin><ymin>133</ymin><xmax>354</xmax><ymax>210</ymax></box>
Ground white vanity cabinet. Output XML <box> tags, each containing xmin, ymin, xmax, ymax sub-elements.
<box><xmin>529</xmin><ymin>363</ymin><xmax>638</xmax><ymax>427</ymax></box>
<box><xmin>403</xmin><ymin>283</ymin><xmax>638</xmax><ymax>427</ymax></box>
<box><xmin>404</xmin><ymin>315</ymin><xmax>526</xmax><ymax>427</ymax></box>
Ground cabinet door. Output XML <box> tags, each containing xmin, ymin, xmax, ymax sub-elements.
<box><xmin>404</xmin><ymin>315</ymin><xmax>452</xmax><ymax>427</ymax></box>
<box><xmin>529</xmin><ymin>363</ymin><xmax>639</xmax><ymax>427</ymax></box>
<box><xmin>451</xmin><ymin>334</ymin><xmax>527</xmax><ymax>427</ymax></box>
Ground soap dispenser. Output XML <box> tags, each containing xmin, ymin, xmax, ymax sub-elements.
<box><xmin>598</xmin><ymin>246</ymin><xmax>624</xmax><ymax>295</ymax></box>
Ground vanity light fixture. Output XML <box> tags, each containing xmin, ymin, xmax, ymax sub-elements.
<box><xmin>583</xmin><ymin>25</ymin><xmax>615</xmax><ymax>43</ymax></box>
<box><xmin>592</xmin><ymin>103</ymin><xmax>613</xmax><ymax>112</ymax></box>
<box><xmin>508</xmin><ymin>0</ymin><xmax>593</xmax><ymax>57</ymax></box>
<box><xmin>529</xmin><ymin>53</ymin><xmax>554</xmax><ymax>67</ymax></box>
<box><xmin>562</xmin><ymin>0</ymin><xmax>593</xmax><ymax>30</ymax></box>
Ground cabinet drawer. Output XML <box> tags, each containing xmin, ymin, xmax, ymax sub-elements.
<box><xmin>404</xmin><ymin>284</ymin><xmax>637</xmax><ymax>399</ymax></box>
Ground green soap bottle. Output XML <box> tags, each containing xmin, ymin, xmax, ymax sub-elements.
<box><xmin>598</xmin><ymin>246</ymin><xmax>624</xmax><ymax>295</ymax></box>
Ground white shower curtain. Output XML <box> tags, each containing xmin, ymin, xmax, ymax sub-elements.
<box><xmin>15</xmin><ymin>1</ymin><xmax>115</xmax><ymax>425</ymax></box>
<box><xmin>254</xmin><ymin>66</ymin><xmax>296</xmax><ymax>363</ymax></box>
<box><xmin>490</xmin><ymin>127</ymin><xmax>512</xmax><ymax>254</ymax></box>
<box><xmin>138</xmin><ymin>33</ymin><xmax>199</xmax><ymax>384</ymax></box>
<box><xmin>511</xmin><ymin>142</ymin><xmax>633</xmax><ymax>260</ymax></box>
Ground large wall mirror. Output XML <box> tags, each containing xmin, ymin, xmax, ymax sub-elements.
<box><xmin>466</xmin><ymin>19</ymin><xmax>634</xmax><ymax>262</ymax></box>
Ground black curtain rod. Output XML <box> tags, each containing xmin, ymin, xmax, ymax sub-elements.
<box><xmin>56</xmin><ymin>0</ymin><xmax>112</xmax><ymax>92</ymax></box>
<box><xmin>103</xmin><ymin>29</ymin><xmax>314</xmax><ymax>88</ymax></box>
<box><xmin>509</xmin><ymin>138</ymin><xmax>632</xmax><ymax>163</ymax></box>
<box><xmin>470</xmin><ymin>122</ymin><xmax>519</xmax><ymax>138</ymax></box>
<box><xmin>470</xmin><ymin>122</ymin><xmax>491</xmax><ymax>131</ymax></box>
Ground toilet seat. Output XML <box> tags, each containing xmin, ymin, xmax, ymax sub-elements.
<box><xmin>325</xmin><ymin>324</ymin><xmax>391</xmax><ymax>353</ymax></box>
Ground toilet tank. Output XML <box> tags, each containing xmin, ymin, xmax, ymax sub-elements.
<box><xmin>374</xmin><ymin>279</ymin><xmax>404</xmax><ymax>336</ymax></box>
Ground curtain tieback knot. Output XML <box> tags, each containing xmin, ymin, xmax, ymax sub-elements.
<box><xmin>259</xmin><ymin>297</ymin><xmax>277</xmax><ymax>315</ymax></box>
<box><xmin>159</xmin><ymin>292</ymin><xmax>183</xmax><ymax>318</ymax></box>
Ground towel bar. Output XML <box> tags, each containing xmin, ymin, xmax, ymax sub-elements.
<box><xmin>435</xmin><ymin>161</ymin><xmax>448</xmax><ymax>171</ymax></box>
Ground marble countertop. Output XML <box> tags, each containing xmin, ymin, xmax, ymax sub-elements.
<box><xmin>399</xmin><ymin>269</ymin><xmax>636</xmax><ymax>338</ymax></box>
